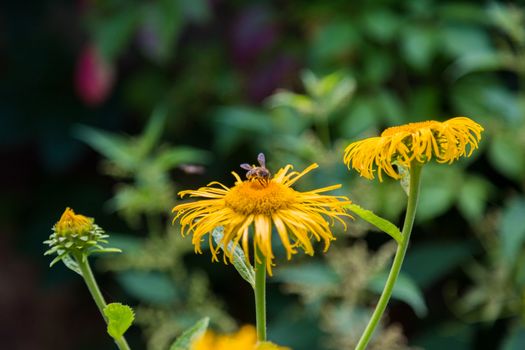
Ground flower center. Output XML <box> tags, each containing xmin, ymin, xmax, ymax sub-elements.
<box><xmin>381</xmin><ymin>120</ymin><xmax>438</xmax><ymax>137</ymax></box>
<box><xmin>224</xmin><ymin>181</ymin><xmax>297</xmax><ymax>215</ymax></box>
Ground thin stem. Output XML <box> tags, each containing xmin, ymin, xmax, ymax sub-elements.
<box><xmin>254</xmin><ymin>251</ymin><xmax>267</xmax><ymax>342</ymax></box>
<box><xmin>355</xmin><ymin>164</ymin><xmax>422</xmax><ymax>350</ymax></box>
<box><xmin>316</xmin><ymin>113</ymin><xmax>331</xmax><ymax>148</ymax></box>
<box><xmin>74</xmin><ymin>252</ymin><xmax>132</xmax><ymax>350</ymax></box>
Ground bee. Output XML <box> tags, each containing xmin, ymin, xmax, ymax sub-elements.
<box><xmin>240</xmin><ymin>153</ymin><xmax>271</xmax><ymax>181</ymax></box>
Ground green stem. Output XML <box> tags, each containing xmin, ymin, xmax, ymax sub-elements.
<box><xmin>74</xmin><ymin>253</ymin><xmax>132</xmax><ymax>350</ymax></box>
<box><xmin>254</xmin><ymin>251</ymin><xmax>267</xmax><ymax>342</ymax></box>
<box><xmin>355</xmin><ymin>163</ymin><xmax>422</xmax><ymax>350</ymax></box>
<box><xmin>316</xmin><ymin>113</ymin><xmax>331</xmax><ymax>148</ymax></box>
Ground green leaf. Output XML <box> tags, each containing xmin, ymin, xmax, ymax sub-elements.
<box><xmin>489</xmin><ymin>133</ymin><xmax>525</xmax><ymax>180</ymax></box>
<box><xmin>361</xmin><ymin>9</ymin><xmax>400</xmax><ymax>42</ymax></box>
<box><xmin>116</xmin><ymin>270</ymin><xmax>178</xmax><ymax>304</ymax></box>
<box><xmin>441</xmin><ymin>25</ymin><xmax>493</xmax><ymax>58</ymax></box>
<box><xmin>450</xmin><ymin>52</ymin><xmax>513</xmax><ymax>79</ymax></box>
<box><xmin>103</xmin><ymin>303</ymin><xmax>135</xmax><ymax>340</ymax></box>
<box><xmin>401</xmin><ymin>25</ymin><xmax>438</xmax><ymax>70</ymax></box>
<box><xmin>368</xmin><ymin>272</ymin><xmax>428</xmax><ymax>317</ymax></box>
<box><xmin>137</xmin><ymin>106</ymin><xmax>167</xmax><ymax>157</ymax></box>
<box><xmin>74</xmin><ymin>125</ymin><xmax>136</xmax><ymax>171</ymax></box>
<box><xmin>212</xmin><ymin>227</ymin><xmax>256</xmax><ymax>288</ymax></box>
<box><xmin>91</xmin><ymin>8</ymin><xmax>140</xmax><ymax>61</ymax></box>
<box><xmin>396</xmin><ymin>162</ymin><xmax>410</xmax><ymax>196</ymax></box>
<box><xmin>416</xmin><ymin>165</ymin><xmax>460</xmax><ymax>221</ymax></box>
<box><xmin>346</xmin><ymin>204</ymin><xmax>402</xmax><ymax>243</ymax></box>
<box><xmin>299</xmin><ymin>70</ymin><xmax>356</xmax><ymax>116</ymax></box>
<box><xmin>89</xmin><ymin>248</ymin><xmax>123</xmax><ymax>255</ymax></box>
<box><xmin>341</xmin><ymin>97</ymin><xmax>379</xmax><ymax>138</ymax></box>
<box><xmin>170</xmin><ymin>317</ymin><xmax>210</xmax><ymax>350</ymax></box>
<box><xmin>273</xmin><ymin>263</ymin><xmax>339</xmax><ymax>287</ymax></box>
<box><xmin>266</xmin><ymin>91</ymin><xmax>315</xmax><ymax>116</ymax></box>
<box><xmin>154</xmin><ymin>147</ymin><xmax>211</xmax><ymax>170</ymax></box>
<box><xmin>310</xmin><ymin>20</ymin><xmax>360</xmax><ymax>64</ymax></box>
<box><xmin>403</xmin><ymin>241</ymin><xmax>474</xmax><ymax>288</ymax></box>
<box><xmin>375</xmin><ymin>90</ymin><xmax>405</xmax><ymax>125</ymax></box>
<box><xmin>212</xmin><ymin>106</ymin><xmax>273</xmax><ymax>154</ymax></box>
<box><xmin>62</xmin><ymin>254</ymin><xmax>82</xmax><ymax>276</ymax></box>
<box><xmin>324</xmin><ymin>74</ymin><xmax>356</xmax><ymax>115</ymax></box>
<box><xmin>141</xmin><ymin>0</ymin><xmax>183</xmax><ymax>63</ymax></box>
<box><xmin>457</xmin><ymin>175</ymin><xmax>492</xmax><ymax>222</ymax></box>
<box><xmin>499</xmin><ymin>197</ymin><xmax>525</xmax><ymax>266</ymax></box>
<box><xmin>213</xmin><ymin>106</ymin><xmax>272</xmax><ymax>133</ymax></box>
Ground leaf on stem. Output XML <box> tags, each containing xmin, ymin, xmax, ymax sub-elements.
<box><xmin>212</xmin><ymin>226</ymin><xmax>256</xmax><ymax>288</ymax></box>
<box><xmin>396</xmin><ymin>162</ymin><xmax>410</xmax><ymax>196</ymax></box>
<box><xmin>103</xmin><ymin>303</ymin><xmax>135</xmax><ymax>340</ymax></box>
<box><xmin>346</xmin><ymin>204</ymin><xmax>402</xmax><ymax>243</ymax></box>
<box><xmin>368</xmin><ymin>272</ymin><xmax>428</xmax><ymax>317</ymax></box>
<box><xmin>170</xmin><ymin>317</ymin><xmax>210</xmax><ymax>350</ymax></box>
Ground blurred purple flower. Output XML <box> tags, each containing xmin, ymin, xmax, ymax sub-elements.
<box><xmin>136</xmin><ymin>22</ymin><xmax>162</xmax><ymax>62</ymax></box>
<box><xmin>248</xmin><ymin>54</ymin><xmax>299</xmax><ymax>102</ymax></box>
<box><xmin>231</xmin><ymin>5</ymin><xmax>278</xmax><ymax>66</ymax></box>
<box><xmin>74</xmin><ymin>44</ymin><xmax>115</xmax><ymax>106</ymax></box>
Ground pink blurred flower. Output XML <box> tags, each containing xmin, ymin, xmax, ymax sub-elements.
<box><xmin>74</xmin><ymin>44</ymin><xmax>115</xmax><ymax>106</ymax></box>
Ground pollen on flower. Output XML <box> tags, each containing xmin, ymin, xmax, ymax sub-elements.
<box><xmin>54</xmin><ymin>207</ymin><xmax>94</xmax><ymax>236</ymax></box>
<box><xmin>380</xmin><ymin>120</ymin><xmax>440</xmax><ymax>137</ymax></box>
<box><xmin>172</xmin><ymin>158</ymin><xmax>350</xmax><ymax>274</ymax></box>
<box><xmin>224</xmin><ymin>181</ymin><xmax>297</xmax><ymax>215</ymax></box>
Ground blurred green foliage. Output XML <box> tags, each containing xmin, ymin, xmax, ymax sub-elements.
<box><xmin>5</xmin><ymin>0</ymin><xmax>525</xmax><ymax>349</ymax></box>
<box><xmin>76</xmin><ymin>0</ymin><xmax>525</xmax><ymax>349</ymax></box>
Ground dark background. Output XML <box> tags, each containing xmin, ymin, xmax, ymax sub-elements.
<box><xmin>2</xmin><ymin>1</ymin><xmax>525</xmax><ymax>349</ymax></box>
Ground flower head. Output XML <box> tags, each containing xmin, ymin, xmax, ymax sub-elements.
<box><xmin>191</xmin><ymin>325</ymin><xmax>290</xmax><ymax>350</ymax></box>
<box><xmin>44</xmin><ymin>207</ymin><xmax>120</xmax><ymax>267</ymax></box>
<box><xmin>54</xmin><ymin>207</ymin><xmax>94</xmax><ymax>236</ymax></box>
<box><xmin>172</xmin><ymin>154</ymin><xmax>349</xmax><ymax>274</ymax></box>
<box><xmin>343</xmin><ymin>117</ymin><xmax>484</xmax><ymax>181</ymax></box>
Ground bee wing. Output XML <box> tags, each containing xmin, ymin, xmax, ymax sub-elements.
<box><xmin>240</xmin><ymin>163</ymin><xmax>253</xmax><ymax>170</ymax></box>
<box><xmin>257</xmin><ymin>153</ymin><xmax>266</xmax><ymax>167</ymax></box>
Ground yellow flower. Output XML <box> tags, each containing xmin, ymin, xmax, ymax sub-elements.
<box><xmin>257</xmin><ymin>342</ymin><xmax>291</xmax><ymax>350</ymax></box>
<box><xmin>172</xmin><ymin>156</ymin><xmax>349</xmax><ymax>274</ymax></box>
<box><xmin>54</xmin><ymin>207</ymin><xmax>94</xmax><ymax>236</ymax></box>
<box><xmin>191</xmin><ymin>326</ymin><xmax>290</xmax><ymax>350</ymax></box>
<box><xmin>343</xmin><ymin>117</ymin><xmax>484</xmax><ymax>181</ymax></box>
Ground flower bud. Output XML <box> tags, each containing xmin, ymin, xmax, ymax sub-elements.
<box><xmin>44</xmin><ymin>207</ymin><xmax>120</xmax><ymax>268</ymax></box>
<box><xmin>54</xmin><ymin>207</ymin><xmax>94</xmax><ymax>236</ymax></box>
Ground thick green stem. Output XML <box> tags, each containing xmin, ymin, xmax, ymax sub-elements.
<box><xmin>74</xmin><ymin>253</ymin><xmax>132</xmax><ymax>350</ymax></box>
<box><xmin>254</xmin><ymin>252</ymin><xmax>267</xmax><ymax>342</ymax></box>
<box><xmin>355</xmin><ymin>164</ymin><xmax>422</xmax><ymax>350</ymax></box>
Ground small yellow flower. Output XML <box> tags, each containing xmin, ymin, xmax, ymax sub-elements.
<box><xmin>45</xmin><ymin>207</ymin><xmax>119</xmax><ymax>266</ymax></box>
<box><xmin>257</xmin><ymin>341</ymin><xmax>291</xmax><ymax>350</ymax></box>
<box><xmin>54</xmin><ymin>207</ymin><xmax>94</xmax><ymax>236</ymax></box>
<box><xmin>191</xmin><ymin>326</ymin><xmax>290</xmax><ymax>350</ymax></box>
<box><xmin>172</xmin><ymin>156</ymin><xmax>349</xmax><ymax>274</ymax></box>
<box><xmin>343</xmin><ymin>117</ymin><xmax>484</xmax><ymax>181</ymax></box>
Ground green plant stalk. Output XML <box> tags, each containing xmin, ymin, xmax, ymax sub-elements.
<box><xmin>315</xmin><ymin>112</ymin><xmax>331</xmax><ymax>147</ymax></box>
<box><xmin>73</xmin><ymin>252</ymin><xmax>132</xmax><ymax>350</ymax></box>
<box><xmin>254</xmin><ymin>251</ymin><xmax>267</xmax><ymax>341</ymax></box>
<box><xmin>355</xmin><ymin>163</ymin><xmax>422</xmax><ymax>350</ymax></box>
